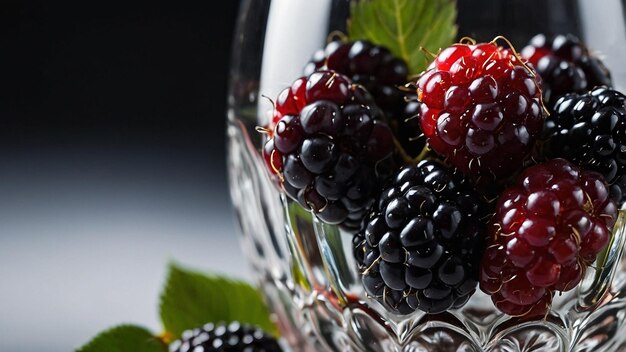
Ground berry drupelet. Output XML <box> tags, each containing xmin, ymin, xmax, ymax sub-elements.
<box><xmin>479</xmin><ymin>159</ymin><xmax>617</xmax><ymax>317</ymax></box>
<box><xmin>303</xmin><ymin>40</ymin><xmax>408</xmax><ymax>120</ymax></box>
<box><xmin>543</xmin><ymin>87</ymin><xmax>626</xmax><ymax>204</ymax></box>
<box><xmin>521</xmin><ymin>33</ymin><xmax>612</xmax><ymax>108</ymax></box>
<box><xmin>169</xmin><ymin>322</ymin><xmax>282</xmax><ymax>352</ymax></box>
<box><xmin>304</xmin><ymin>40</ymin><xmax>426</xmax><ymax>158</ymax></box>
<box><xmin>353</xmin><ymin>160</ymin><xmax>486</xmax><ymax>315</ymax></box>
<box><xmin>263</xmin><ymin>70</ymin><xmax>396</xmax><ymax>230</ymax></box>
<box><xmin>416</xmin><ymin>41</ymin><xmax>545</xmax><ymax>180</ymax></box>
<box><xmin>394</xmin><ymin>100</ymin><xmax>426</xmax><ymax>160</ymax></box>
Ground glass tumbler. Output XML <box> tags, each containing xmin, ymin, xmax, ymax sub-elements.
<box><xmin>226</xmin><ymin>0</ymin><xmax>626</xmax><ymax>350</ymax></box>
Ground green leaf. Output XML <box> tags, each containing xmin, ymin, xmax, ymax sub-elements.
<box><xmin>348</xmin><ymin>0</ymin><xmax>458</xmax><ymax>75</ymax></box>
<box><xmin>76</xmin><ymin>325</ymin><xmax>166</xmax><ymax>352</ymax></box>
<box><xmin>159</xmin><ymin>263</ymin><xmax>278</xmax><ymax>339</ymax></box>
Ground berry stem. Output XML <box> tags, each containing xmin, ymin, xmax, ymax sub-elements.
<box><xmin>459</xmin><ymin>36</ymin><xmax>477</xmax><ymax>45</ymax></box>
<box><xmin>392</xmin><ymin>135</ymin><xmax>430</xmax><ymax>165</ymax></box>
<box><xmin>327</xmin><ymin>30</ymin><xmax>348</xmax><ymax>43</ymax></box>
<box><xmin>490</xmin><ymin>36</ymin><xmax>534</xmax><ymax>76</ymax></box>
<box><xmin>490</xmin><ymin>35</ymin><xmax>550</xmax><ymax>117</ymax></box>
<box><xmin>255</xmin><ymin>126</ymin><xmax>272</xmax><ymax>134</ymax></box>
<box><xmin>158</xmin><ymin>331</ymin><xmax>175</xmax><ymax>345</ymax></box>
<box><xmin>419</xmin><ymin>46</ymin><xmax>437</xmax><ymax>60</ymax></box>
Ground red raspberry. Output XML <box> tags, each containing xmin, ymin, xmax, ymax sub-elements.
<box><xmin>479</xmin><ymin>158</ymin><xmax>618</xmax><ymax>317</ymax></box>
<box><xmin>263</xmin><ymin>70</ymin><xmax>396</xmax><ymax>230</ymax></box>
<box><xmin>416</xmin><ymin>41</ymin><xmax>545</xmax><ymax>179</ymax></box>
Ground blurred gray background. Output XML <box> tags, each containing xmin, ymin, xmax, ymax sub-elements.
<box><xmin>0</xmin><ymin>145</ymin><xmax>248</xmax><ymax>352</ymax></box>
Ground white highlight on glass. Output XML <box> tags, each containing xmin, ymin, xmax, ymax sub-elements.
<box><xmin>257</xmin><ymin>0</ymin><xmax>332</xmax><ymax>126</ymax></box>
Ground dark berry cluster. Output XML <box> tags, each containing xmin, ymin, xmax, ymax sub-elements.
<box><xmin>542</xmin><ymin>87</ymin><xmax>626</xmax><ymax>203</ymax></box>
<box><xmin>263</xmin><ymin>70</ymin><xmax>396</xmax><ymax>230</ymax></box>
<box><xmin>521</xmin><ymin>34</ymin><xmax>612</xmax><ymax>108</ymax></box>
<box><xmin>304</xmin><ymin>40</ymin><xmax>425</xmax><ymax>158</ymax></box>
<box><xmin>353</xmin><ymin>160</ymin><xmax>485</xmax><ymax>314</ymax></box>
<box><xmin>304</xmin><ymin>40</ymin><xmax>408</xmax><ymax>118</ymax></box>
<box><xmin>169</xmin><ymin>322</ymin><xmax>282</xmax><ymax>352</ymax></box>
<box><xmin>261</xmin><ymin>33</ymin><xmax>622</xmax><ymax>319</ymax></box>
<box><xmin>479</xmin><ymin>159</ymin><xmax>617</xmax><ymax>317</ymax></box>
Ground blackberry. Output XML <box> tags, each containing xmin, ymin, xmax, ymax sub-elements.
<box><xmin>169</xmin><ymin>322</ymin><xmax>282</xmax><ymax>352</ymax></box>
<box><xmin>542</xmin><ymin>87</ymin><xmax>626</xmax><ymax>203</ymax></box>
<box><xmin>353</xmin><ymin>160</ymin><xmax>486</xmax><ymax>315</ymax></box>
<box><xmin>480</xmin><ymin>159</ymin><xmax>617</xmax><ymax>317</ymax></box>
<box><xmin>263</xmin><ymin>70</ymin><xmax>396</xmax><ymax>230</ymax></box>
<box><xmin>304</xmin><ymin>40</ymin><xmax>425</xmax><ymax>158</ymax></box>
<box><xmin>417</xmin><ymin>41</ymin><xmax>545</xmax><ymax>179</ymax></box>
<box><xmin>521</xmin><ymin>33</ymin><xmax>612</xmax><ymax>108</ymax></box>
<box><xmin>393</xmin><ymin>100</ymin><xmax>426</xmax><ymax>160</ymax></box>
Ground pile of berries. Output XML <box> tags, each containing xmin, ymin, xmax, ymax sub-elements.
<box><xmin>261</xmin><ymin>33</ymin><xmax>623</xmax><ymax>319</ymax></box>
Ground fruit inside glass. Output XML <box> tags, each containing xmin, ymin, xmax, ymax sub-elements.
<box><xmin>226</xmin><ymin>0</ymin><xmax>626</xmax><ymax>351</ymax></box>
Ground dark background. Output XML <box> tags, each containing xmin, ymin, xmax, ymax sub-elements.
<box><xmin>13</xmin><ymin>0</ymin><xmax>581</xmax><ymax>151</ymax></box>
<box><xmin>16</xmin><ymin>1</ymin><xmax>240</xmax><ymax>148</ymax></box>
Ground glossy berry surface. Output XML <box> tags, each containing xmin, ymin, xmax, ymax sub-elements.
<box><xmin>304</xmin><ymin>40</ymin><xmax>425</xmax><ymax>157</ymax></box>
<box><xmin>303</xmin><ymin>40</ymin><xmax>408</xmax><ymax>119</ymax></box>
<box><xmin>479</xmin><ymin>159</ymin><xmax>617</xmax><ymax>317</ymax></box>
<box><xmin>417</xmin><ymin>42</ymin><xmax>544</xmax><ymax>179</ymax></box>
<box><xmin>169</xmin><ymin>322</ymin><xmax>282</xmax><ymax>352</ymax></box>
<box><xmin>353</xmin><ymin>160</ymin><xmax>486</xmax><ymax>315</ymax></box>
<box><xmin>543</xmin><ymin>87</ymin><xmax>626</xmax><ymax>203</ymax></box>
<box><xmin>263</xmin><ymin>70</ymin><xmax>396</xmax><ymax>230</ymax></box>
<box><xmin>393</xmin><ymin>100</ymin><xmax>426</xmax><ymax>159</ymax></box>
<box><xmin>521</xmin><ymin>33</ymin><xmax>612</xmax><ymax>108</ymax></box>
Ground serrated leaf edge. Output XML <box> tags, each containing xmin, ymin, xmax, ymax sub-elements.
<box><xmin>75</xmin><ymin>324</ymin><xmax>166</xmax><ymax>352</ymax></box>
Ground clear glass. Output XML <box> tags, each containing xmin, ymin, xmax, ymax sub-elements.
<box><xmin>226</xmin><ymin>1</ymin><xmax>626</xmax><ymax>351</ymax></box>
